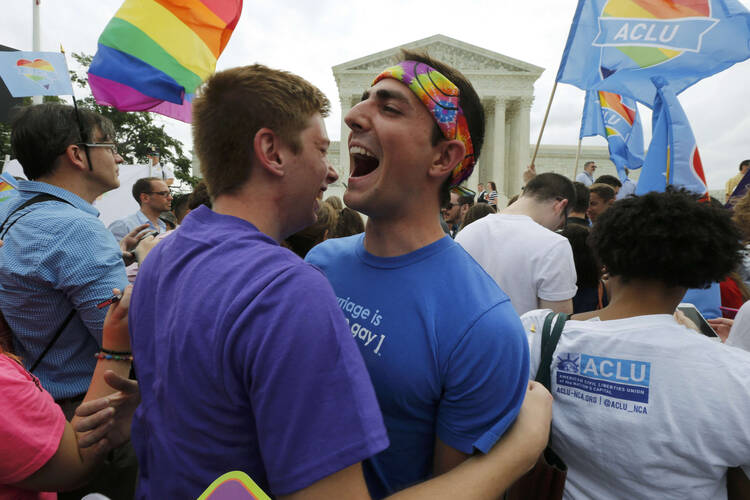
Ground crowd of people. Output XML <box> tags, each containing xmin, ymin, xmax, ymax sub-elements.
<box><xmin>0</xmin><ymin>50</ymin><xmax>748</xmax><ymax>500</ymax></box>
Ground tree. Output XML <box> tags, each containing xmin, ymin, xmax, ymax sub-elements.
<box><xmin>2</xmin><ymin>53</ymin><xmax>198</xmax><ymax>187</ymax></box>
<box><xmin>70</xmin><ymin>53</ymin><xmax>198</xmax><ymax>186</ymax></box>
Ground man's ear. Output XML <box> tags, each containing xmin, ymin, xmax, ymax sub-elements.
<box><xmin>253</xmin><ymin>128</ymin><xmax>285</xmax><ymax>177</ymax></box>
<box><xmin>428</xmin><ymin>139</ymin><xmax>466</xmax><ymax>181</ymax></box>
<box><xmin>557</xmin><ymin>198</ymin><xmax>569</xmax><ymax>215</ymax></box>
<box><xmin>63</xmin><ymin>144</ymin><xmax>88</xmax><ymax>172</ymax></box>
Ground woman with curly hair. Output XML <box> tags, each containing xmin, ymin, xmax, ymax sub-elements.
<box><xmin>520</xmin><ymin>189</ymin><xmax>750</xmax><ymax>499</ymax></box>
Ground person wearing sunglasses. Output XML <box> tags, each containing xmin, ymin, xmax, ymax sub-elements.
<box><xmin>456</xmin><ymin>172</ymin><xmax>578</xmax><ymax>316</ymax></box>
<box><xmin>108</xmin><ymin>177</ymin><xmax>173</xmax><ymax>241</ymax></box>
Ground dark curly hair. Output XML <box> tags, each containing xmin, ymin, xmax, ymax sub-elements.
<box><xmin>590</xmin><ymin>189</ymin><xmax>742</xmax><ymax>289</ymax></box>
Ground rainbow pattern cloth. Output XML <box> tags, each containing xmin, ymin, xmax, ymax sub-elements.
<box><xmin>373</xmin><ymin>61</ymin><xmax>476</xmax><ymax>187</ymax></box>
<box><xmin>88</xmin><ymin>0</ymin><xmax>243</xmax><ymax>122</ymax></box>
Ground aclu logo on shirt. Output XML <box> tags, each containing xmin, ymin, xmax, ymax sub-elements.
<box><xmin>555</xmin><ymin>353</ymin><xmax>651</xmax><ymax>415</ymax></box>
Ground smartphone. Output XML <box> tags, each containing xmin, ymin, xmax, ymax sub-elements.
<box><xmin>677</xmin><ymin>303</ymin><xmax>718</xmax><ymax>338</ymax></box>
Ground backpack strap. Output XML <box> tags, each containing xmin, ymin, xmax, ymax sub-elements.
<box><xmin>0</xmin><ymin>192</ymin><xmax>77</xmax><ymax>372</ymax></box>
<box><xmin>535</xmin><ymin>312</ymin><xmax>570</xmax><ymax>390</ymax></box>
<box><xmin>0</xmin><ymin>193</ymin><xmax>74</xmax><ymax>239</ymax></box>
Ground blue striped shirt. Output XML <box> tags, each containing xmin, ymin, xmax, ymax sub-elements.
<box><xmin>108</xmin><ymin>209</ymin><xmax>166</xmax><ymax>241</ymax></box>
<box><xmin>0</xmin><ymin>180</ymin><xmax>128</xmax><ymax>399</ymax></box>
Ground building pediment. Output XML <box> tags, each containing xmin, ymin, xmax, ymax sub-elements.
<box><xmin>333</xmin><ymin>34</ymin><xmax>544</xmax><ymax>76</ymax></box>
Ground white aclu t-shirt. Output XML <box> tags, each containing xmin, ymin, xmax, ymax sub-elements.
<box><xmin>455</xmin><ymin>214</ymin><xmax>577</xmax><ymax>315</ymax></box>
<box><xmin>521</xmin><ymin>309</ymin><xmax>750</xmax><ymax>500</ymax></box>
<box><xmin>727</xmin><ymin>301</ymin><xmax>750</xmax><ymax>352</ymax></box>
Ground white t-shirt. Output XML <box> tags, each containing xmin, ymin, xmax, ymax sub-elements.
<box><xmin>727</xmin><ymin>301</ymin><xmax>750</xmax><ymax>352</ymax></box>
<box><xmin>521</xmin><ymin>309</ymin><xmax>750</xmax><ymax>500</ymax></box>
<box><xmin>150</xmin><ymin>162</ymin><xmax>175</xmax><ymax>182</ymax></box>
<box><xmin>455</xmin><ymin>214</ymin><xmax>577</xmax><ymax>315</ymax></box>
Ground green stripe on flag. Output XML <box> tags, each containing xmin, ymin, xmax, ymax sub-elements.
<box><xmin>98</xmin><ymin>17</ymin><xmax>204</xmax><ymax>93</ymax></box>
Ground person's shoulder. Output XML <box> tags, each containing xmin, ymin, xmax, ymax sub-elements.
<box><xmin>305</xmin><ymin>234</ymin><xmax>361</xmax><ymax>266</ymax></box>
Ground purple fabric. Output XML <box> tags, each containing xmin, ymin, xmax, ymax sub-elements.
<box><xmin>129</xmin><ymin>206</ymin><xmax>388</xmax><ymax>498</ymax></box>
<box><xmin>88</xmin><ymin>73</ymin><xmax>192</xmax><ymax>122</ymax></box>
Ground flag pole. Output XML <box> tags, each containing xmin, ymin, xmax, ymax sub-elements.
<box><xmin>573</xmin><ymin>137</ymin><xmax>582</xmax><ymax>178</ymax></box>
<box><xmin>531</xmin><ymin>80</ymin><xmax>557</xmax><ymax>166</ymax></box>
<box><xmin>31</xmin><ymin>0</ymin><xmax>42</xmax><ymax>105</ymax></box>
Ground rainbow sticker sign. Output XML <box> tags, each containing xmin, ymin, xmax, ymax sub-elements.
<box><xmin>557</xmin><ymin>0</ymin><xmax>750</xmax><ymax>106</ymax></box>
<box><xmin>198</xmin><ymin>471</ymin><xmax>271</xmax><ymax>500</ymax></box>
<box><xmin>0</xmin><ymin>51</ymin><xmax>74</xmax><ymax>97</ymax></box>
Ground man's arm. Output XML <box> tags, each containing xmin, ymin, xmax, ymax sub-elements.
<box><xmin>433</xmin><ymin>438</ymin><xmax>470</xmax><ymax>476</ymax></box>
<box><xmin>279</xmin><ymin>381</ymin><xmax>552</xmax><ymax>500</ymax></box>
<box><xmin>539</xmin><ymin>298</ymin><xmax>573</xmax><ymax>314</ymax></box>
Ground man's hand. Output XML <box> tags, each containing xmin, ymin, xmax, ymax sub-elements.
<box><xmin>74</xmin><ymin>371</ymin><xmax>140</xmax><ymax>450</ymax></box>
<box><xmin>707</xmin><ymin>317</ymin><xmax>733</xmax><ymax>342</ymax></box>
<box><xmin>119</xmin><ymin>223</ymin><xmax>151</xmax><ymax>265</ymax></box>
<box><xmin>133</xmin><ymin>233</ymin><xmax>162</xmax><ymax>264</ymax></box>
<box><xmin>102</xmin><ymin>286</ymin><xmax>133</xmax><ymax>351</ymax></box>
<box><xmin>523</xmin><ymin>164</ymin><xmax>537</xmax><ymax>185</ymax></box>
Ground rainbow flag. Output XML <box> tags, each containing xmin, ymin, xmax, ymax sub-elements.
<box><xmin>0</xmin><ymin>172</ymin><xmax>18</xmax><ymax>203</ymax></box>
<box><xmin>88</xmin><ymin>0</ymin><xmax>242</xmax><ymax>122</ymax></box>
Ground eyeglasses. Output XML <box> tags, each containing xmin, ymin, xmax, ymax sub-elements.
<box><xmin>147</xmin><ymin>190</ymin><xmax>172</xmax><ymax>197</ymax></box>
<box><xmin>78</xmin><ymin>142</ymin><xmax>120</xmax><ymax>157</ymax></box>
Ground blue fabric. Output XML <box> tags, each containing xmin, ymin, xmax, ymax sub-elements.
<box><xmin>0</xmin><ymin>180</ymin><xmax>127</xmax><ymax>399</ymax></box>
<box><xmin>130</xmin><ymin>207</ymin><xmax>388</xmax><ymax>498</ymax></box>
<box><xmin>306</xmin><ymin>234</ymin><xmax>529</xmax><ymax>499</ymax></box>
<box><xmin>635</xmin><ymin>78</ymin><xmax>708</xmax><ymax>196</ymax></box>
<box><xmin>683</xmin><ymin>283</ymin><xmax>722</xmax><ymax>319</ymax></box>
<box><xmin>575</xmin><ymin>171</ymin><xmax>594</xmax><ymax>186</ymax></box>
<box><xmin>108</xmin><ymin>209</ymin><xmax>166</xmax><ymax>241</ymax></box>
<box><xmin>557</xmin><ymin>0</ymin><xmax>750</xmax><ymax>106</ymax></box>
<box><xmin>580</xmin><ymin>90</ymin><xmax>644</xmax><ymax>179</ymax></box>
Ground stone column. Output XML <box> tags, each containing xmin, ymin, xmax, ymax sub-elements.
<box><xmin>338</xmin><ymin>94</ymin><xmax>354</xmax><ymax>187</ymax></box>
<box><xmin>508</xmin><ymin>97</ymin><xmax>532</xmax><ymax>195</ymax></box>
<box><xmin>492</xmin><ymin>97</ymin><xmax>506</xmax><ymax>198</ymax></box>
<box><xmin>467</xmin><ymin>99</ymin><xmax>493</xmax><ymax>192</ymax></box>
<box><xmin>504</xmin><ymin>101</ymin><xmax>519</xmax><ymax>199</ymax></box>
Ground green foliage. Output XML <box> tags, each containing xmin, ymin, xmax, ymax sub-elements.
<box><xmin>2</xmin><ymin>53</ymin><xmax>198</xmax><ymax>187</ymax></box>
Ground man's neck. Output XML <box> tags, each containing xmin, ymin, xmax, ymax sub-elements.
<box><xmin>568</xmin><ymin>211</ymin><xmax>586</xmax><ymax>219</ymax></box>
<box><xmin>212</xmin><ymin>184</ymin><xmax>285</xmax><ymax>242</ymax></box>
<box><xmin>35</xmin><ymin>172</ymin><xmax>100</xmax><ymax>204</ymax></box>
<box><xmin>574</xmin><ymin>278</ymin><xmax>684</xmax><ymax>321</ymax></box>
<box><xmin>363</xmin><ymin>207</ymin><xmax>447</xmax><ymax>257</ymax></box>
<box><xmin>140</xmin><ymin>205</ymin><xmax>164</xmax><ymax>226</ymax></box>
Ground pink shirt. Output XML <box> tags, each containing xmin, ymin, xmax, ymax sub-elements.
<box><xmin>0</xmin><ymin>353</ymin><xmax>65</xmax><ymax>500</ymax></box>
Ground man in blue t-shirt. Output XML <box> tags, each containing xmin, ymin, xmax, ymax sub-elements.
<box><xmin>306</xmin><ymin>53</ymin><xmax>530</xmax><ymax>498</ymax></box>
<box><xmin>129</xmin><ymin>64</ymin><xmax>550</xmax><ymax>500</ymax></box>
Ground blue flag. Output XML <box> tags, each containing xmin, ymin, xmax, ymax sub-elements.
<box><xmin>0</xmin><ymin>51</ymin><xmax>73</xmax><ymax>98</ymax></box>
<box><xmin>580</xmin><ymin>89</ymin><xmax>644</xmax><ymax>180</ymax></box>
<box><xmin>635</xmin><ymin>77</ymin><xmax>708</xmax><ymax>196</ymax></box>
<box><xmin>557</xmin><ymin>0</ymin><xmax>750</xmax><ymax>106</ymax></box>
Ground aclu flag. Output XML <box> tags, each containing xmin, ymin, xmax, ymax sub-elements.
<box><xmin>580</xmin><ymin>89</ymin><xmax>644</xmax><ymax>179</ymax></box>
<box><xmin>557</xmin><ymin>0</ymin><xmax>750</xmax><ymax>106</ymax></box>
<box><xmin>0</xmin><ymin>51</ymin><xmax>74</xmax><ymax>97</ymax></box>
<box><xmin>635</xmin><ymin>77</ymin><xmax>708</xmax><ymax>196</ymax></box>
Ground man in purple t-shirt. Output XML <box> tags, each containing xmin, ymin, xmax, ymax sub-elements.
<box><xmin>129</xmin><ymin>64</ymin><xmax>551</xmax><ymax>500</ymax></box>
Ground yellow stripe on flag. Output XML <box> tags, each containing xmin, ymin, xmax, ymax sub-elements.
<box><xmin>115</xmin><ymin>0</ymin><xmax>217</xmax><ymax>80</ymax></box>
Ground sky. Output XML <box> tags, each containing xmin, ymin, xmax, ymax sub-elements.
<box><xmin>4</xmin><ymin>0</ymin><xmax>750</xmax><ymax>190</ymax></box>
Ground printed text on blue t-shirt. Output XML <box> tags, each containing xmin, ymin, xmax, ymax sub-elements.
<box><xmin>337</xmin><ymin>296</ymin><xmax>387</xmax><ymax>356</ymax></box>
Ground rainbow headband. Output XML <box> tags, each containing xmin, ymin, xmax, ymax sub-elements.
<box><xmin>372</xmin><ymin>61</ymin><xmax>475</xmax><ymax>187</ymax></box>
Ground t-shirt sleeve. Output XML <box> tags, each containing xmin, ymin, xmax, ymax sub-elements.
<box><xmin>436</xmin><ymin>301</ymin><xmax>530</xmax><ymax>454</ymax></box>
<box><xmin>728</xmin><ymin>302</ymin><xmax>750</xmax><ymax>352</ymax></box>
<box><xmin>0</xmin><ymin>355</ymin><xmax>65</xmax><ymax>483</ymax></box>
<box><xmin>536</xmin><ymin>239</ymin><xmax>578</xmax><ymax>301</ymax></box>
<box><xmin>162</xmin><ymin>165</ymin><xmax>175</xmax><ymax>181</ymax></box>
<box><xmin>231</xmin><ymin>264</ymin><xmax>388</xmax><ymax>496</ymax></box>
<box><xmin>520</xmin><ymin>309</ymin><xmax>552</xmax><ymax>380</ymax></box>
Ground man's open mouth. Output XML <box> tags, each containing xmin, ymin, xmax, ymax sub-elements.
<box><xmin>350</xmin><ymin>145</ymin><xmax>380</xmax><ymax>178</ymax></box>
